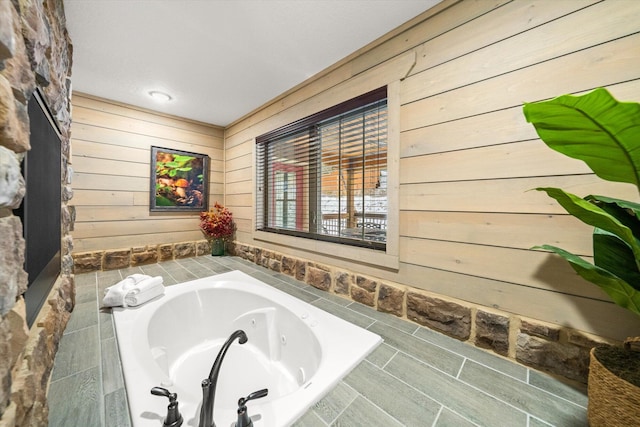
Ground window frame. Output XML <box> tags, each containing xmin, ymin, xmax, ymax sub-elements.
<box><xmin>254</xmin><ymin>82</ymin><xmax>400</xmax><ymax>270</ymax></box>
<box><xmin>256</xmin><ymin>87</ymin><xmax>387</xmax><ymax>248</ymax></box>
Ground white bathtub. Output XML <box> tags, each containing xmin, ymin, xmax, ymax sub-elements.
<box><xmin>113</xmin><ymin>270</ymin><xmax>382</xmax><ymax>427</ymax></box>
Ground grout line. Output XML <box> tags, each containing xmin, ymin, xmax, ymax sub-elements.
<box><xmin>93</xmin><ymin>271</ymin><xmax>106</xmax><ymax>427</ymax></box>
<box><xmin>48</xmin><ymin>364</ymin><xmax>100</xmax><ymax>385</ymax></box>
<box><xmin>456</xmin><ymin>358</ymin><xmax>467</xmax><ymax>379</ymax></box>
<box><xmin>380</xmin><ymin>349</ymin><xmax>400</xmax><ymax>370</ymax></box>
<box><xmin>325</xmin><ymin>382</ymin><xmax>359</xmax><ymax>425</ymax></box>
<box><xmin>430</xmin><ymin>405</ymin><xmax>444</xmax><ymax>427</ymax></box>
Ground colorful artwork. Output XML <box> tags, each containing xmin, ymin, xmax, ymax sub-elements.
<box><xmin>150</xmin><ymin>146</ymin><xmax>209</xmax><ymax>212</ymax></box>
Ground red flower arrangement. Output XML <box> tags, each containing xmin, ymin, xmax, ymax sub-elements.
<box><xmin>199</xmin><ymin>202</ymin><xmax>235</xmax><ymax>240</ymax></box>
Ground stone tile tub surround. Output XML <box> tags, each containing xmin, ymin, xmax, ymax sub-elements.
<box><xmin>0</xmin><ymin>1</ymin><xmax>74</xmax><ymax>426</ymax></box>
<box><xmin>72</xmin><ymin>240</ymin><xmax>603</xmax><ymax>387</ymax></box>
<box><xmin>50</xmin><ymin>256</ymin><xmax>588</xmax><ymax>427</ymax></box>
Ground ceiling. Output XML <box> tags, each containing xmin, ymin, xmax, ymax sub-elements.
<box><xmin>63</xmin><ymin>0</ymin><xmax>442</xmax><ymax>127</ymax></box>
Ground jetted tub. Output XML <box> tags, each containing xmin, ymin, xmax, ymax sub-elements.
<box><xmin>113</xmin><ymin>270</ymin><xmax>382</xmax><ymax>427</ymax></box>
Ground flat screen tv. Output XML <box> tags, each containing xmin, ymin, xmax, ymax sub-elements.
<box><xmin>15</xmin><ymin>89</ymin><xmax>62</xmax><ymax>327</ymax></box>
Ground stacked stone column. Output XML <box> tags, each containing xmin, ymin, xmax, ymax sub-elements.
<box><xmin>0</xmin><ymin>1</ymin><xmax>73</xmax><ymax>426</ymax></box>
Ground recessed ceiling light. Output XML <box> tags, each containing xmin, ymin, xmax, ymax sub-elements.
<box><xmin>148</xmin><ymin>90</ymin><xmax>172</xmax><ymax>102</ymax></box>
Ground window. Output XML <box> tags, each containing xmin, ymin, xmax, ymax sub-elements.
<box><xmin>256</xmin><ymin>87</ymin><xmax>387</xmax><ymax>250</ymax></box>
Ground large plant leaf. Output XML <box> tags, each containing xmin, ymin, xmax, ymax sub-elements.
<box><xmin>593</xmin><ymin>228</ymin><xmax>640</xmax><ymax>291</ymax></box>
<box><xmin>524</xmin><ymin>88</ymin><xmax>640</xmax><ymax>191</ymax></box>
<box><xmin>533</xmin><ymin>244</ymin><xmax>640</xmax><ymax>317</ymax></box>
<box><xmin>536</xmin><ymin>187</ymin><xmax>640</xmax><ymax>269</ymax></box>
<box><xmin>586</xmin><ymin>195</ymin><xmax>640</xmax><ymax>238</ymax></box>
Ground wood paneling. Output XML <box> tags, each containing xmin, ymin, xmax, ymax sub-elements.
<box><xmin>69</xmin><ymin>1</ymin><xmax>640</xmax><ymax>340</ymax></box>
<box><xmin>399</xmin><ymin>211</ymin><xmax>593</xmax><ymax>255</ymax></box>
<box><xmin>399</xmin><ymin>140</ymin><xmax>592</xmax><ymax>184</ymax></box>
<box><xmin>401</xmin><ymin>34</ymin><xmax>640</xmax><ymax>131</ymax></box>
<box><xmin>222</xmin><ymin>0</ymin><xmax>640</xmax><ymax>339</ymax></box>
<box><xmin>70</xmin><ymin>94</ymin><xmax>224</xmax><ymax>251</ymax></box>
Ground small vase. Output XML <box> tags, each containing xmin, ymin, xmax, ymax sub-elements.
<box><xmin>211</xmin><ymin>238</ymin><xmax>225</xmax><ymax>256</ymax></box>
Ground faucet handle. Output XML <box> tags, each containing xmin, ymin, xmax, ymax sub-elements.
<box><xmin>236</xmin><ymin>389</ymin><xmax>268</xmax><ymax>427</ymax></box>
<box><xmin>151</xmin><ymin>386</ymin><xmax>183</xmax><ymax>427</ymax></box>
<box><xmin>238</xmin><ymin>388</ymin><xmax>268</xmax><ymax>407</ymax></box>
<box><xmin>151</xmin><ymin>386</ymin><xmax>177</xmax><ymax>401</ymax></box>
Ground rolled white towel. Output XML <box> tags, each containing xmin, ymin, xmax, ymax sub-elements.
<box><xmin>103</xmin><ymin>274</ymin><xmax>152</xmax><ymax>307</ymax></box>
<box><xmin>121</xmin><ymin>273</ymin><xmax>150</xmax><ymax>290</ymax></box>
<box><xmin>129</xmin><ymin>276</ymin><xmax>163</xmax><ymax>293</ymax></box>
<box><xmin>124</xmin><ymin>276</ymin><xmax>164</xmax><ymax>307</ymax></box>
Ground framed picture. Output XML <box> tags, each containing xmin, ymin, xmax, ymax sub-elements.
<box><xmin>150</xmin><ymin>146</ymin><xmax>209</xmax><ymax>212</ymax></box>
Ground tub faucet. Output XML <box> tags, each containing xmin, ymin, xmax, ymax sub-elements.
<box><xmin>199</xmin><ymin>330</ymin><xmax>248</xmax><ymax>427</ymax></box>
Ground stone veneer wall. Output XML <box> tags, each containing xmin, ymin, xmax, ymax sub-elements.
<box><xmin>73</xmin><ymin>240</ymin><xmax>214</xmax><ymax>272</ymax></box>
<box><xmin>0</xmin><ymin>1</ymin><xmax>73</xmax><ymax>426</ymax></box>
<box><xmin>74</xmin><ymin>239</ymin><xmax>609</xmax><ymax>386</ymax></box>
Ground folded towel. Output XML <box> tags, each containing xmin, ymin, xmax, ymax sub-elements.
<box><xmin>124</xmin><ymin>278</ymin><xmax>164</xmax><ymax>306</ymax></box>
<box><xmin>127</xmin><ymin>276</ymin><xmax>163</xmax><ymax>294</ymax></box>
<box><xmin>122</xmin><ymin>273</ymin><xmax>149</xmax><ymax>290</ymax></box>
<box><xmin>102</xmin><ymin>274</ymin><xmax>164</xmax><ymax>307</ymax></box>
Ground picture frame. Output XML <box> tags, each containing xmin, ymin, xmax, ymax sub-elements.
<box><xmin>150</xmin><ymin>146</ymin><xmax>209</xmax><ymax>212</ymax></box>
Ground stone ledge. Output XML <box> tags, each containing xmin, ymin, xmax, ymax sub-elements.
<box><xmin>71</xmin><ymin>240</ymin><xmax>213</xmax><ymax>273</ymax></box>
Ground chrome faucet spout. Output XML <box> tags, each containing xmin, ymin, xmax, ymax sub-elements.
<box><xmin>199</xmin><ymin>330</ymin><xmax>248</xmax><ymax>427</ymax></box>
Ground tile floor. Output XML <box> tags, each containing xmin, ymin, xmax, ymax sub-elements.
<box><xmin>48</xmin><ymin>255</ymin><xmax>588</xmax><ymax>427</ymax></box>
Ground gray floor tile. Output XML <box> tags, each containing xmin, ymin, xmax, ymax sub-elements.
<box><xmin>164</xmin><ymin>267</ymin><xmax>199</xmax><ymax>283</ymax></box>
<box><xmin>75</xmin><ymin>271</ymin><xmax>97</xmax><ymax>287</ymax></box>
<box><xmin>315</xmin><ymin>290</ymin><xmax>353</xmax><ymax>308</ymax></box>
<box><xmin>344</xmin><ymin>360</ymin><xmax>441</xmax><ymax>426</ymax></box>
<box><xmin>97</xmin><ymin>269</ymin><xmax>122</xmax><ymax>283</ymax></box>
<box><xmin>99</xmin><ymin>308</ymin><xmax>115</xmax><ymax>340</ymax></box>
<box><xmin>139</xmin><ymin>263</ymin><xmax>171</xmax><ymax>277</ymax></box>
<box><xmin>435</xmin><ymin>407</ymin><xmax>477</xmax><ymax>427</ymax></box>
<box><xmin>529</xmin><ymin>416</ymin><xmax>554</xmax><ymax>427</ymax></box>
<box><xmin>311</xmin><ymin>299</ymin><xmax>374</xmax><ymax>329</ymax></box>
<box><xmin>366</xmin><ymin>343</ymin><xmax>397</xmax><ymax>368</ymax></box>
<box><xmin>105</xmin><ymin>387</ymin><xmax>132</xmax><ymax>427</ymax></box>
<box><xmin>48</xmin><ymin>366</ymin><xmax>102</xmax><ymax>427</ymax></box>
<box><xmin>101</xmin><ymin>337</ymin><xmax>124</xmax><ymax>395</ymax></box>
<box><xmin>385</xmin><ymin>352</ymin><xmax>527</xmax><ymax>427</ymax></box>
<box><xmin>348</xmin><ymin>302</ymin><xmax>418</xmax><ymax>334</ymax></box>
<box><xmin>528</xmin><ymin>369</ymin><xmax>588</xmax><ymax>407</ymax></box>
<box><xmin>75</xmin><ymin>274</ymin><xmax>97</xmax><ymax>304</ymax></box>
<box><xmin>64</xmin><ymin>299</ymin><xmax>98</xmax><ymax>333</ymax></box>
<box><xmin>187</xmin><ymin>265</ymin><xmax>216</xmax><ymax>278</ymax></box>
<box><xmin>458</xmin><ymin>360</ymin><xmax>587</xmax><ymax>426</ymax></box>
<box><xmin>292</xmin><ymin>411</ymin><xmax>328</xmax><ymax>427</ymax></box>
<box><xmin>51</xmin><ymin>325</ymin><xmax>100</xmax><ymax>381</ymax></box>
<box><xmin>332</xmin><ymin>396</ymin><xmax>404</xmax><ymax>427</ymax></box>
<box><xmin>414</xmin><ymin>326</ymin><xmax>527</xmax><ymax>381</ymax></box>
<box><xmin>262</xmin><ymin>278</ymin><xmax>320</xmax><ymax>304</ymax></box>
<box><xmin>309</xmin><ymin>382</ymin><xmax>358</xmax><ymax>425</ymax></box>
<box><xmin>368</xmin><ymin>322</ymin><xmax>463</xmax><ymax>376</ymax></box>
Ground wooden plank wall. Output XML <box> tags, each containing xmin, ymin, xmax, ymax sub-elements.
<box><xmin>70</xmin><ymin>94</ymin><xmax>225</xmax><ymax>252</ymax></box>
<box><xmin>224</xmin><ymin>0</ymin><xmax>640</xmax><ymax>340</ymax></box>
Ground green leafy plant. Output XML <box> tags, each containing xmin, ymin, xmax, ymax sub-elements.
<box><xmin>523</xmin><ymin>88</ymin><xmax>640</xmax><ymax>317</ymax></box>
<box><xmin>156</xmin><ymin>154</ymin><xmax>195</xmax><ymax>178</ymax></box>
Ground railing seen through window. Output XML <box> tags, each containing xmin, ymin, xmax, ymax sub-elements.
<box><xmin>256</xmin><ymin>87</ymin><xmax>387</xmax><ymax>250</ymax></box>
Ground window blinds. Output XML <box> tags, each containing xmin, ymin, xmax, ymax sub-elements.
<box><xmin>256</xmin><ymin>87</ymin><xmax>387</xmax><ymax>249</ymax></box>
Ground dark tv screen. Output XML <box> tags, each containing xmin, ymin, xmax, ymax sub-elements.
<box><xmin>17</xmin><ymin>91</ymin><xmax>62</xmax><ymax>326</ymax></box>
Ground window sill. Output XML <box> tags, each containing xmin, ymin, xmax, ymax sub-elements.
<box><xmin>254</xmin><ymin>230</ymin><xmax>399</xmax><ymax>270</ymax></box>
